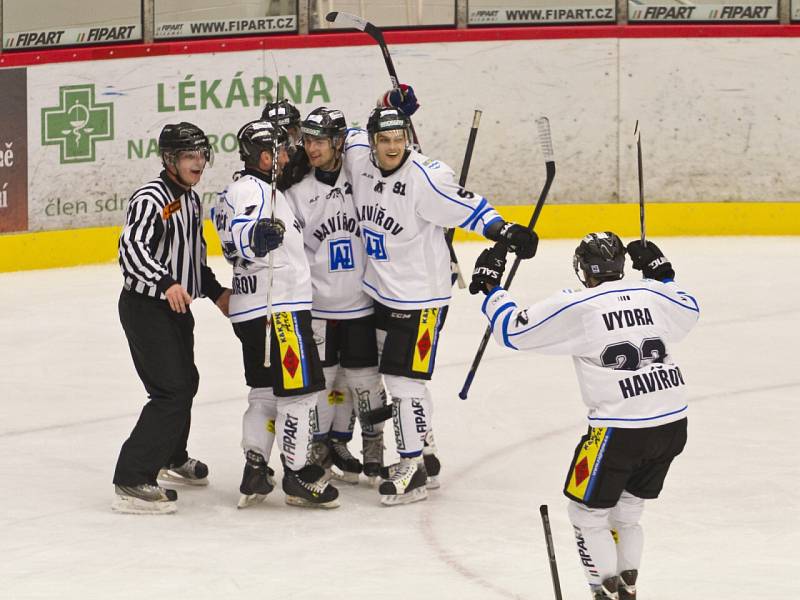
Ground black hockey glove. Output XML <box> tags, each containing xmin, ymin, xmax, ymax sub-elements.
<box><xmin>626</xmin><ymin>240</ymin><xmax>675</xmax><ymax>281</ymax></box>
<box><xmin>470</xmin><ymin>244</ymin><xmax>507</xmax><ymax>295</ymax></box>
<box><xmin>379</xmin><ymin>83</ymin><xmax>419</xmax><ymax>116</ymax></box>
<box><xmin>250</xmin><ymin>218</ymin><xmax>285</xmax><ymax>257</ymax></box>
<box><xmin>488</xmin><ymin>221</ymin><xmax>538</xmax><ymax>259</ymax></box>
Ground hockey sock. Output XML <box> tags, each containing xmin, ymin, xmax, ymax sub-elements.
<box><xmin>384</xmin><ymin>375</ymin><xmax>428</xmax><ymax>456</ymax></box>
<box><xmin>314</xmin><ymin>365</ymin><xmax>340</xmax><ymax>435</ymax></box>
<box><xmin>331</xmin><ymin>369</ymin><xmax>356</xmax><ymax>438</ymax></box>
<box><xmin>610</xmin><ymin>492</ymin><xmax>645</xmax><ymax>572</ymax></box>
<box><xmin>276</xmin><ymin>393</ymin><xmax>316</xmax><ymax>471</ymax></box>
<box><xmin>568</xmin><ymin>501</ymin><xmax>618</xmax><ymax>586</ymax></box>
<box><xmin>346</xmin><ymin>366</ymin><xmax>386</xmax><ymax>436</ymax></box>
<box><xmin>242</xmin><ymin>387</ymin><xmax>278</xmax><ymax>461</ymax></box>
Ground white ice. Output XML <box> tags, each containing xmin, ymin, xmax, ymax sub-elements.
<box><xmin>1</xmin><ymin>237</ymin><xmax>798</xmax><ymax>599</ymax></box>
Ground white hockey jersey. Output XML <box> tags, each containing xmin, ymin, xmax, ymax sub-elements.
<box><xmin>482</xmin><ymin>279</ymin><xmax>700</xmax><ymax>428</ymax></box>
<box><xmin>284</xmin><ymin>168</ymin><xmax>373</xmax><ymax>320</ymax></box>
<box><xmin>344</xmin><ymin>130</ymin><xmax>502</xmax><ymax>310</ymax></box>
<box><xmin>213</xmin><ymin>169</ymin><xmax>312</xmax><ymax>323</ymax></box>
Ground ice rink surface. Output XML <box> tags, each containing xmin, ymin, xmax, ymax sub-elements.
<box><xmin>1</xmin><ymin>237</ymin><xmax>798</xmax><ymax>599</ymax></box>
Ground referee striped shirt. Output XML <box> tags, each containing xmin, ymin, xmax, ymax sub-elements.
<box><xmin>119</xmin><ymin>171</ymin><xmax>223</xmax><ymax>302</ymax></box>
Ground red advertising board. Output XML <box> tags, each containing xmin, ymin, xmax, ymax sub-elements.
<box><xmin>0</xmin><ymin>68</ymin><xmax>28</xmax><ymax>233</ymax></box>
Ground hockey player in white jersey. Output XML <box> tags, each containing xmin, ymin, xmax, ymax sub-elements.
<box><xmin>284</xmin><ymin>106</ymin><xmax>387</xmax><ymax>484</ymax></box>
<box><xmin>213</xmin><ymin>119</ymin><xmax>339</xmax><ymax>509</ymax></box>
<box><xmin>471</xmin><ymin>232</ymin><xmax>699</xmax><ymax>599</ymax></box>
<box><xmin>262</xmin><ymin>100</ymin><xmax>312</xmax><ymax>191</ymax></box>
<box><xmin>343</xmin><ymin>106</ymin><xmax>538</xmax><ymax>505</ymax></box>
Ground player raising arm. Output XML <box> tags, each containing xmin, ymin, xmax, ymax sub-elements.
<box><xmin>343</xmin><ymin>106</ymin><xmax>538</xmax><ymax>505</ymax></box>
<box><xmin>471</xmin><ymin>233</ymin><xmax>699</xmax><ymax>599</ymax></box>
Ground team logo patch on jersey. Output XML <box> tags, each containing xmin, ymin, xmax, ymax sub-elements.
<box><xmin>412</xmin><ymin>308</ymin><xmax>440</xmax><ymax>375</ymax></box>
<box><xmin>362</xmin><ymin>227</ymin><xmax>388</xmax><ymax>261</ymax></box>
<box><xmin>566</xmin><ymin>427</ymin><xmax>613</xmax><ymax>502</ymax></box>
<box><xmin>162</xmin><ymin>199</ymin><xmax>182</xmax><ymax>220</ymax></box>
<box><xmin>328</xmin><ymin>238</ymin><xmax>355</xmax><ymax>272</ymax></box>
<box><xmin>274</xmin><ymin>312</ymin><xmax>308</xmax><ymax>390</ymax></box>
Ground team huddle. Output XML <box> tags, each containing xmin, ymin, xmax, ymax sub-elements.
<box><xmin>114</xmin><ymin>85</ymin><xmax>699</xmax><ymax>600</ymax></box>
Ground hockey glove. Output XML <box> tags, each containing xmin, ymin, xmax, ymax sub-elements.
<box><xmin>379</xmin><ymin>84</ymin><xmax>419</xmax><ymax>117</ymax></box>
<box><xmin>470</xmin><ymin>244</ymin><xmax>507</xmax><ymax>295</ymax></box>
<box><xmin>250</xmin><ymin>218</ymin><xmax>285</xmax><ymax>257</ymax></box>
<box><xmin>488</xmin><ymin>221</ymin><xmax>538</xmax><ymax>259</ymax></box>
<box><xmin>626</xmin><ymin>240</ymin><xmax>675</xmax><ymax>281</ymax></box>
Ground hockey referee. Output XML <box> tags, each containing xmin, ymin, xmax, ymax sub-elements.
<box><xmin>112</xmin><ymin>122</ymin><xmax>231</xmax><ymax>514</ymax></box>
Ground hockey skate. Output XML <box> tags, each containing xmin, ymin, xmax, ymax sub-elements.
<box><xmin>361</xmin><ymin>432</ymin><xmax>384</xmax><ymax>485</ymax></box>
<box><xmin>618</xmin><ymin>570</ymin><xmax>637</xmax><ymax>599</ymax></box>
<box><xmin>157</xmin><ymin>457</ymin><xmax>209</xmax><ymax>486</ymax></box>
<box><xmin>237</xmin><ymin>450</ymin><xmax>276</xmax><ymax>509</ymax></box>
<box><xmin>422</xmin><ymin>430</ymin><xmax>441</xmax><ymax>490</ymax></box>
<box><xmin>282</xmin><ymin>461</ymin><xmax>340</xmax><ymax>509</ymax></box>
<box><xmin>330</xmin><ymin>438</ymin><xmax>362</xmax><ymax>484</ymax></box>
<box><xmin>591</xmin><ymin>576</ymin><xmax>619</xmax><ymax>600</ymax></box>
<box><xmin>112</xmin><ymin>483</ymin><xmax>178</xmax><ymax>515</ymax></box>
<box><xmin>379</xmin><ymin>457</ymin><xmax>428</xmax><ymax>506</ymax></box>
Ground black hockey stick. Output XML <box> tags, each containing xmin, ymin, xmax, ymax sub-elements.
<box><xmin>634</xmin><ymin>120</ymin><xmax>647</xmax><ymax>247</ymax></box>
<box><xmin>458</xmin><ymin>116</ymin><xmax>555</xmax><ymax>400</ymax></box>
<box><xmin>325</xmin><ymin>10</ymin><xmax>465</xmax><ymax>285</ymax></box>
<box><xmin>540</xmin><ymin>505</ymin><xmax>564</xmax><ymax>600</ymax></box>
<box><xmin>325</xmin><ymin>11</ymin><xmax>420</xmax><ymax>145</ymax></box>
<box><xmin>445</xmin><ymin>108</ymin><xmax>483</xmax><ymax>289</ymax></box>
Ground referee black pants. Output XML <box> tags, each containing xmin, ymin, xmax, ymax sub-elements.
<box><xmin>113</xmin><ymin>289</ymin><xmax>199</xmax><ymax>486</ymax></box>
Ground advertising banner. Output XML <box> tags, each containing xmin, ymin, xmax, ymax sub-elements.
<box><xmin>469</xmin><ymin>4</ymin><xmax>616</xmax><ymax>24</ymax></box>
<box><xmin>628</xmin><ymin>1</ymin><xmax>778</xmax><ymax>22</ymax></box>
<box><xmin>0</xmin><ymin>68</ymin><xmax>28</xmax><ymax>234</ymax></box>
<box><xmin>25</xmin><ymin>41</ymin><xmax>618</xmax><ymax>232</ymax></box>
<box><xmin>155</xmin><ymin>16</ymin><xmax>297</xmax><ymax>39</ymax></box>
<box><xmin>3</xmin><ymin>23</ymin><xmax>141</xmax><ymax>50</ymax></box>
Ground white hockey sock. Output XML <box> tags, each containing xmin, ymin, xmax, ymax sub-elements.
<box><xmin>276</xmin><ymin>393</ymin><xmax>316</xmax><ymax>471</ymax></box>
<box><xmin>568</xmin><ymin>501</ymin><xmax>618</xmax><ymax>586</ymax></box>
<box><xmin>313</xmin><ymin>365</ymin><xmax>340</xmax><ymax>438</ymax></box>
<box><xmin>385</xmin><ymin>374</ymin><xmax>428</xmax><ymax>457</ymax></box>
<box><xmin>611</xmin><ymin>491</ymin><xmax>645</xmax><ymax>573</ymax></box>
<box><xmin>346</xmin><ymin>366</ymin><xmax>386</xmax><ymax>436</ymax></box>
<box><xmin>329</xmin><ymin>366</ymin><xmax>354</xmax><ymax>438</ymax></box>
<box><xmin>242</xmin><ymin>387</ymin><xmax>278</xmax><ymax>461</ymax></box>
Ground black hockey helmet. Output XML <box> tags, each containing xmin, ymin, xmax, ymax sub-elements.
<box><xmin>366</xmin><ymin>107</ymin><xmax>414</xmax><ymax>161</ymax></box>
<box><xmin>158</xmin><ymin>122</ymin><xmax>213</xmax><ymax>166</ymax></box>
<box><xmin>573</xmin><ymin>232</ymin><xmax>626</xmax><ymax>286</ymax></box>
<box><xmin>261</xmin><ymin>100</ymin><xmax>301</xmax><ymax>131</ymax></box>
<box><xmin>237</xmin><ymin>119</ymin><xmax>289</xmax><ymax>166</ymax></box>
<box><xmin>300</xmin><ymin>107</ymin><xmax>347</xmax><ymax>140</ymax></box>
<box><xmin>367</xmin><ymin>107</ymin><xmax>412</xmax><ymax>138</ymax></box>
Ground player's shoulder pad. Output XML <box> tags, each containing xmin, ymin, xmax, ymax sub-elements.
<box><xmin>412</xmin><ymin>153</ymin><xmax>455</xmax><ymax>179</ymax></box>
<box><xmin>344</xmin><ymin>128</ymin><xmax>368</xmax><ymax>150</ymax></box>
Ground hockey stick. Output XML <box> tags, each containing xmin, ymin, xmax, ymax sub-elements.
<box><xmin>263</xmin><ymin>136</ymin><xmax>279</xmax><ymax>368</ymax></box>
<box><xmin>325</xmin><ymin>10</ymin><xmax>465</xmax><ymax>285</ymax></box>
<box><xmin>263</xmin><ymin>54</ymin><xmax>283</xmax><ymax>368</ymax></box>
<box><xmin>446</xmin><ymin>109</ymin><xmax>483</xmax><ymax>289</ymax></box>
<box><xmin>634</xmin><ymin>120</ymin><xmax>647</xmax><ymax>247</ymax></box>
<box><xmin>540</xmin><ymin>505</ymin><xmax>564</xmax><ymax>600</ymax></box>
<box><xmin>458</xmin><ymin>116</ymin><xmax>555</xmax><ymax>400</ymax></box>
<box><xmin>325</xmin><ymin>11</ymin><xmax>420</xmax><ymax>145</ymax></box>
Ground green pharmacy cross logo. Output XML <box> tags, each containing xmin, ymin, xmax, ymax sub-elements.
<box><xmin>42</xmin><ymin>84</ymin><xmax>114</xmax><ymax>164</ymax></box>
